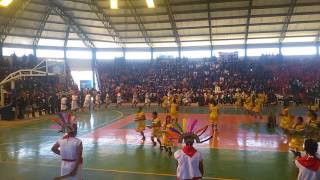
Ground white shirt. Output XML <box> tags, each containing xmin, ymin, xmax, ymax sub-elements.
<box><xmin>85</xmin><ymin>94</ymin><xmax>91</xmax><ymax>101</ymax></box>
<box><xmin>174</xmin><ymin>149</ymin><xmax>203</xmax><ymax>179</ymax></box>
<box><xmin>72</xmin><ymin>95</ymin><xmax>78</xmax><ymax>101</ymax></box>
<box><xmin>57</xmin><ymin>137</ymin><xmax>82</xmax><ymax>161</ymax></box>
<box><xmin>295</xmin><ymin>160</ymin><xmax>320</xmax><ymax>180</ymax></box>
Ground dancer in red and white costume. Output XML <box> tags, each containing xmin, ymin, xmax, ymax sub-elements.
<box><xmin>295</xmin><ymin>139</ymin><xmax>320</xmax><ymax>180</ymax></box>
<box><xmin>51</xmin><ymin>113</ymin><xmax>83</xmax><ymax>180</ymax></box>
<box><xmin>174</xmin><ymin>134</ymin><xmax>204</xmax><ymax>180</ymax></box>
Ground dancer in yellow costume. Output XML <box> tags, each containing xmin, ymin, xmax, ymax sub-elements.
<box><xmin>279</xmin><ymin>104</ymin><xmax>293</xmax><ymax>132</ymax></box>
<box><xmin>170</xmin><ymin>99</ymin><xmax>178</xmax><ymax>123</ymax></box>
<box><xmin>162</xmin><ymin>95</ymin><xmax>169</xmax><ymax>112</ymax></box>
<box><xmin>244</xmin><ymin>94</ymin><xmax>253</xmax><ymax>114</ymax></box>
<box><xmin>252</xmin><ymin>96</ymin><xmax>263</xmax><ymax>119</ymax></box>
<box><xmin>234</xmin><ymin>91</ymin><xmax>242</xmax><ymax>108</ymax></box>
<box><xmin>150</xmin><ymin>111</ymin><xmax>162</xmax><ymax>148</ymax></box>
<box><xmin>209</xmin><ymin>99</ymin><xmax>219</xmax><ymax>132</ymax></box>
<box><xmin>135</xmin><ymin>106</ymin><xmax>146</xmax><ymax>143</ymax></box>
<box><xmin>289</xmin><ymin>117</ymin><xmax>305</xmax><ymax>158</ymax></box>
<box><xmin>161</xmin><ymin>115</ymin><xmax>174</xmax><ymax>156</ymax></box>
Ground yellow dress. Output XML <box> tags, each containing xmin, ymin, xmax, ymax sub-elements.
<box><xmin>209</xmin><ymin>104</ymin><xmax>218</xmax><ymax>123</ymax></box>
<box><xmin>162</xmin><ymin>123</ymin><xmax>174</xmax><ymax>147</ymax></box>
<box><xmin>234</xmin><ymin>93</ymin><xmax>241</xmax><ymax>107</ymax></box>
<box><xmin>135</xmin><ymin>112</ymin><xmax>146</xmax><ymax>132</ymax></box>
<box><xmin>244</xmin><ymin>97</ymin><xmax>253</xmax><ymax>111</ymax></box>
<box><xmin>289</xmin><ymin>124</ymin><xmax>305</xmax><ymax>151</ymax></box>
<box><xmin>170</xmin><ymin>103</ymin><xmax>178</xmax><ymax>119</ymax></box>
<box><xmin>151</xmin><ymin>117</ymin><xmax>161</xmax><ymax>138</ymax></box>
<box><xmin>253</xmin><ymin>98</ymin><xmax>263</xmax><ymax>113</ymax></box>
<box><xmin>162</xmin><ymin>96</ymin><xmax>168</xmax><ymax>108</ymax></box>
<box><xmin>279</xmin><ymin>108</ymin><xmax>293</xmax><ymax>130</ymax></box>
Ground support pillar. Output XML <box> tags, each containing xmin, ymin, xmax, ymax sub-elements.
<box><xmin>0</xmin><ymin>43</ymin><xmax>3</xmax><ymax>60</ymax></box>
<box><xmin>178</xmin><ymin>46</ymin><xmax>181</xmax><ymax>59</ymax></box>
<box><xmin>33</xmin><ymin>46</ymin><xmax>37</xmax><ymax>57</ymax></box>
<box><xmin>244</xmin><ymin>45</ymin><xmax>248</xmax><ymax>60</ymax></box>
<box><xmin>151</xmin><ymin>47</ymin><xmax>154</xmax><ymax>61</ymax></box>
<box><xmin>279</xmin><ymin>43</ymin><xmax>282</xmax><ymax>56</ymax></box>
<box><xmin>64</xmin><ymin>47</ymin><xmax>67</xmax><ymax>75</ymax></box>
<box><xmin>210</xmin><ymin>45</ymin><xmax>213</xmax><ymax>59</ymax></box>
<box><xmin>316</xmin><ymin>42</ymin><xmax>319</xmax><ymax>57</ymax></box>
<box><xmin>0</xmin><ymin>86</ymin><xmax>4</xmax><ymax>106</ymax></box>
<box><xmin>92</xmin><ymin>48</ymin><xmax>97</xmax><ymax>89</ymax></box>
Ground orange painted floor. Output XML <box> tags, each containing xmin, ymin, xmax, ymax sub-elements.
<box><xmin>84</xmin><ymin>113</ymin><xmax>289</xmax><ymax>152</ymax></box>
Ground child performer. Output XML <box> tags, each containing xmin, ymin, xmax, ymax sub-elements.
<box><xmin>252</xmin><ymin>95</ymin><xmax>263</xmax><ymax>119</ymax></box>
<box><xmin>82</xmin><ymin>92</ymin><xmax>91</xmax><ymax>112</ymax></box>
<box><xmin>295</xmin><ymin>139</ymin><xmax>320</xmax><ymax>179</ymax></box>
<box><xmin>279</xmin><ymin>103</ymin><xmax>294</xmax><ymax>143</ymax></box>
<box><xmin>132</xmin><ymin>91</ymin><xmax>139</xmax><ymax>108</ymax></box>
<box><xmin>71</xmin><ymin>92</ymin><xmax>79</xmax><ymax>112</ymax></box>
<box><xmin>289</xmin><ymin>117</ymin><xmax>305</xmax><ymax>158</ymax></box>
<box><xmin>150</xmin><ymin>112</ymin><xmax>162</xmax><ymax>148</ymax></box>
<box><xmin>162</xmin><ymin>115</ymin><xmax>174</xmax><ymax>156</ymax></box>
<box><xmin>105</xmin><ymin>92</ymin><xmax>110</xmax><ymax>109</ymax></box>
<box><xmin>170</xmin><ymin>99</ymin><xmax>178</xmax><ymax>123</ymax></box>
<box><xmin>51</xmin><ymin>113</ymin><xmax>83</xmax><ymax>180</ymax></box>
<box><xmin>243</xmin><ymin>94</ymin><xmax>253</xmax><ymax>115</ymax></box>
<box><xmin>135</xmin><ymin>107</ymin><xmax>146</xmax><ymax>143</ymax></box>
<box><xmin>116</xmin><ymin>92</ymin><xmax>122</xmax><ymax>108</ymax></box>
<box><xmin>94</xmin><ymin>92</ymin><xmax>101</xmax><ymax>110</ymax></box>
<box><xmin>144</xmin><ymin>92</ymin><xmax>151</xmax><ymax>108</ymax></box>
<box><xmin>209</xmin><ymin>99</ymin><xmax>219</xmax><ymax>132</ymax></box>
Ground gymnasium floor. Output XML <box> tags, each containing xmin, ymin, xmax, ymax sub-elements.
<box><xmin>0</xmin><ymin>106</ymin><xmax>305</xmax><ymax>180</ymax></box>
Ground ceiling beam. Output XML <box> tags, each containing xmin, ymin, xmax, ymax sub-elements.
<box><xmin>48</xmin><ymin>0</ymin><xmax>95</xmax><ymax>48</ymax></box>
<box><xmin>279</xmin><ymin>0</ymin><xmax>297</xmax><ymax>44</ymax></box>
<box><xmin>32</xmin><ymin>6</ymin><xmax>53</xmax><ymax>47</ymax></box>
<box><xmin>64</xmin><ymin>25</ymin><xmax>70</xmax><ymax>47</ymax></box>
<box><xmin>163</xmin><ymin>0</ymin><xmax>181</xmax><ymax>48</ymax></box>
<box><xmin>244</xmin><ymin>0</ymin><xmax>253</xmax><ymax>56</ymax></box>
<box><xmin>207</xmin><ymin>0</ymin><xmax>213</xmax><ymax>54</ymax></box>
<box><xmin>0</xmin><ymin>0</ymin><xmax>32</xmax><ymax>44</ymax></box>
<box><xmin>126</xmin><ymin>0</ymin><xmax>152</xmax><ymax>47</ymax></box>
<box><xmin>7</xmin><ymin>7</ymin><xmax>320</xmax><ymax>25</ymax></box>
<box><xmin>51</xmin><ymin>1</ymin><xmax>320</xmax><ymax>16</ymax></box>
<box><xmin>10</xmin><ymin>18</ymin><xmax>320</xmax><ymax>33</ymax></box>
<box><xmin>85</xmin><ymin>0</ymin><xmax>124</xmax><ymax>47</ymax></box>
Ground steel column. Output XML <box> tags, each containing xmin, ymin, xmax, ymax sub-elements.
<box><xmin>92</xmin><ymin>48</ymin><xmax>96</xmax><ymax>89</ymax></box>
<box><xmin>279</xmin><ymin>0</ymin><xmax>297</xmax><ymax>44</ymax></box>
<box><xmin>164</xmin><ymin>0</ymin><xmax>181</xmax><ymax>51</ymax></box>
<box><xmin>48</xmin><ymin>0</ymin><xmax>95</xmax><ymax>48</ymax></box>
<box><xmin>207</xmin><ymin>0</ymin><xmax>213</xmax><ymax>58</ymax></box>
<box><xmin>0</xmin><ymin>0</ymin><xmax>32</xmax><ymax>44</ymax></box>
<box><xmin>86</xmin><ymin>0</ymin><xmax>124</xmax><ymax>47</ymax></box>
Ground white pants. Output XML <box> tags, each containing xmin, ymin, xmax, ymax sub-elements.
<box><xmin>71</xmin><ymin>101</ymin><xmax>78</xmax><ymax>111</ymax></box>
<box><xmin>61</xmin><ymin>161</ymin><xmax>83</xmax><ymax>180</ymax></box>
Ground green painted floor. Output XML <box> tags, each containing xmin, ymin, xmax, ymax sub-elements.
<box><xmin>0</xmin><ymin>106</ymin><xmax>300</xmax><ymax>180</ymax></box>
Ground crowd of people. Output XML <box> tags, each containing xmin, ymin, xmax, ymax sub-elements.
<box><xmin>97</xmin><ymin>55</ymin><xmax>320</xmax><ymax>107</ymax></box>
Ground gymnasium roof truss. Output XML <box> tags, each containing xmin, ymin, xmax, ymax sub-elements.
<box><xmin>32</xmin><ymin>6</ymin><xmax>53</xmax><ymax>47</ymax></box>
<box><xmin>163</xmin><ymin>0</ymin><xmax>181</xmax><ymax>48</ymax></box>
<box><xmin>1</xmin><ymin>0</ymin><xmax>320</xmax><ymax>49</ymax></box>
<box><xmin>244</xmin><ymin>0</ymin><xmax>253</xmax><ymax>55</ymax></box>
<box><xmin>64</xmin><ymin>25</ymin><xmax>70</xmax><ymax>48</ymax></box>
<box><xmin>86</xmin><ymin>0</ymin><xmax>124</xmax><ymax>48</ymax></box>
<box><xmin>279</xmin><ymin>0</ymin><xmax>297</xmax><ymax>45</ymax></box>
<box><xmin>207</xmin><ymin>0</ymin><xmax>213</xmax><ymax>53</ymax></box>
<box><xmin>0</xmin><ymin>0</ymin><xmax>32</xmax><ymax>44</ymax></box>
<box><xmin>48</xmin><ymin>0</ymin><xmax>95</xmax><ymax>48</ymax></box>
<box><xmin>126</xmin><ymin>0</ymin><xmax>152</xmax><ymax>47</ymax></box>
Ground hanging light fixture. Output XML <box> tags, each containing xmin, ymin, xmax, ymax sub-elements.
<box><xmin>146</xmin><ymin>0</ymin><xmax>155</xmax><ymax>8</ymax></box>
<box><xmin>0</xmin><ymin>0</ymin><xmax>13</xmax><ymax>7</ymax></box>
<box><xmin>110</xmin><ymin>0</ymin><xmax>118</xmax><ymax>9</ymax></box>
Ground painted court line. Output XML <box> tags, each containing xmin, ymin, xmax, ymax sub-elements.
<box><xmin>0</xmin><ymin>160</ymin><xmax>239</xmax><ymax>180</ymax></box>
